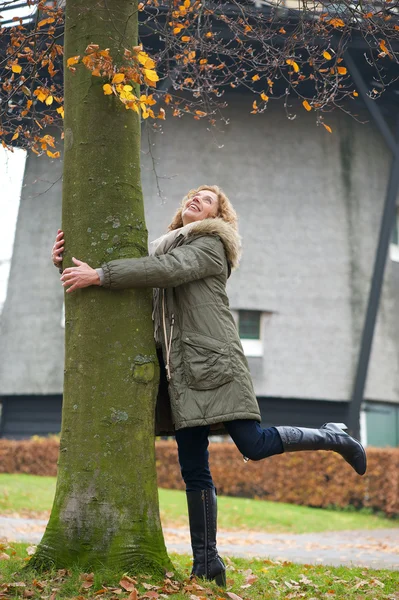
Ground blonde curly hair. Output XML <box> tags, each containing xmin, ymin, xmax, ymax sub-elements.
<box><xmin>168</xmin><ymin>185</ymin><xmax>238</xmax><ymax>231</ymax></box>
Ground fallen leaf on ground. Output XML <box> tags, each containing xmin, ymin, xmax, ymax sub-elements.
<box><xmin>226</xmin><ymin>593</ymin><xmax>243</xmax><ymax>600</ymax></box>
<box><xmin>120</xmin><ymin>576</ymin><xmax>137</xmax><ymax>591</ymax></box>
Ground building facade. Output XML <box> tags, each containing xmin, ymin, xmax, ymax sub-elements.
<box><xmin>1</xmin><ymin>96</ymin><xmax>398</xmax><ymax>444</ymax></box>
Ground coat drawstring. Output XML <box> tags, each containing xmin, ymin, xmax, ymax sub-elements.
<box><xmin>162</xmin><ymin>290</ymin><xmax>174</xmax><ymax>381</ymax></box>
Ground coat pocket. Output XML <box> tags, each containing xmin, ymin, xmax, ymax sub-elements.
<box><xmin>182</xmin><ymin>331</ymin><xmax>234</xmax><ymax>390</ymax></box>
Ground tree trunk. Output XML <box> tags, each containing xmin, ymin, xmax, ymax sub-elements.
<box><xmin>31</xmin><ymin>0</ymin><xmax>173</xmax><ymax>573</ymax></box>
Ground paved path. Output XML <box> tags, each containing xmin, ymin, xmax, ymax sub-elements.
<box><xmin>1</xmin><ymin>516</ymin><xmax>398</xmax><ymax>570</ymax></box>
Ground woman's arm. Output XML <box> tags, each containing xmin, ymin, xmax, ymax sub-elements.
<box><xmin>61</xmin><ymin>235</ymin><xmax>225</xmax><ymax>293</ymax></box>
<box><xmin>101</xmin><ymin>235</ymin><xmax>225</xmax><ymax>290</ymax></box>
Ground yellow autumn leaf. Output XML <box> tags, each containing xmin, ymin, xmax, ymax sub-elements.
<box><xmin>260</xmin><ymin>92</ymin><xmax>269</xmax><ymax>101</ymax></box>
<box><xmin>137</xmin><ymin>51</ymin><xmax>149</xmax><ymax>65</ymax></box>
<box><xmin>103</xmin><ymin>83</ymin><xmax>113</xmax><ymax>95</ymax></box>
<box><xmin>252</xmin><ymin>74</ymin><xmax>260</xmax><ymax>81</ymax></box>
<box><xmin>144</xmin><ymin>69</ymin><xmax>159</xmax><ymax>82</ymax></box>
<box><xmin>38</xmin><ymin>17</ymin><xmax>55</xmax><ymax>28</ymax></box>
<box><xmin>205</xmin><ymin>32</ymin><xmax>213</xmax><ymax>38</ymax></box>
<box><xmin>33</xmin><ymin>89</ymin><xmax>47</xmax><ymax>102</ymax></box>
<box><xmin>45</xmin><ymin>95</ymin><xmax>53</xmax><ymax>106</ymax></box>
<box><xmin>199</xmin><ymin>58</ymin><xmax>208</xmax><ymax>64</ymax></box>
<box><xmin>56</xmin><ymin>106</ymin><xmax>64</xmax><ymax>118</ymax></box>
<box><xmin>302</xmin><ymin>100</ymin><xmax>312</xmax><ymax>111</ymax></box>
<box><xmin>252</xmin><ymin>100</ymin><xmax>258</xmax><ymax>109</ymax></box>
<box><xmin>173</xmin><ymin>25</ymin><xmax>183</xmax><ymax>34</ymax></box>
<box><xmin>67</xmin><ymin>55</ymin><xmax>80</xmax><ymax>67</ymax></box>
<box><xmin>158</xmin><ymin>108</ymin><xmax>166</xmax><ymax>120</ymax></box>
<box><xmin>184</xmin><ymin>0</ymin><xmax>190</xmax><ymax>6</ymax></box>
<box><xmin>47</xmin><ymin>150</ymin><xmax>60</xmax><ymax>158</ymax></box>
<box><xmin>337</xmin><ymin>66</ymin><xmax>347</xmax><ymax>75</ymax></box>
<box><xmin>12</xmin><ymin>64</ymin><xmax>22</xmax><ymax>74</ymax></box>
<box><xmin>322</xmin><ymin>123</ymin><xmax>332</xmax><ymax>133</ymax></box>
<box><xmin>11</xmin><ymin>132</ymin><xmax>19</xmax><ymax>141</ymax></box>
<box><xmin>112</xmin><ymin>73</ymin><xmax>125</xmax><ymax>84</ymax></box>
<box><xmin>286</xmin><ymin>59</ymin><xmax>299</xmax><ymax>72</ymax></box>
<box><xmin>27</xmin><ymin>99</ymin><xmax>33</xmax><ymax>110</ymax></box>
<box><xmin>353</xmin><ymin>91</ymin><xmax>359</xmax><ymax>97</ymax></box>
<box><xmin>328</xmin><ymin>18</ymin><xmax>345</xmax><ymax>27</ymax></box>
<box><xmin>323</xmin><ymin>50</ymin><xmax>332</xmax><ymax>60</ymax></box>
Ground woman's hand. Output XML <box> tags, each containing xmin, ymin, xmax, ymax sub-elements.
<box><xmin>52</xmin><ymin>229</ymin><xmax>64</xmax><ymax>268</ymax></box>
<box><xmin>60</xmin><ymin>257</ymin><xmax>100</xmax><ymax>293</ymax></box>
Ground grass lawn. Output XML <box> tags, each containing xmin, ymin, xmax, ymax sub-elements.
<box><xmin>0</xmin><ymin>543</ymin><xmax>398</xmax><ymax>600</ymax></box>
<box><xmin>0</xmin><ymin>474</ymin><xmax>398</xmax><ymax>533</ymax></box>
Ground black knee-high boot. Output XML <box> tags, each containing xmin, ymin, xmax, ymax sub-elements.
<box><xmin>275</xmin><ymin>422</ymin><xmax>367</xmax><ymax>475</ymax></box>
<box><xmin>186</xmin><ymin>488</ymin><xmax>226</xmax><ymax>587</ymax></box>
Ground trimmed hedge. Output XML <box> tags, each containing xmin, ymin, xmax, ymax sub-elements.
<box><xmin>1</xmin><ymin>438</ymin><xmax>398</xmax><ymax>516</ymax></box>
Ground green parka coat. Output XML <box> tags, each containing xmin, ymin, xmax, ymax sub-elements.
<box><xmin>101</xmin><ymin>218</ymin><xmax>261</xmax><ymax>434</ymax></box>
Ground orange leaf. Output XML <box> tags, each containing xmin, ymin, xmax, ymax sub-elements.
<box><xmin>47</xmin><ymin>150</ymin><xmax>60</xmax><ymax>158</ymax></box>
<box><xmin>195</xmin><ymin>110</ymin><xmax>207</xmax><ymax>117</ymax></box>
<box><xmin>67</xmin><ymin>55</ymin><xmax>80</xmax><ymax>67</ymax></box>
<box><xmin>302</xmin><ymin>100</ymin><xmax>312</xmax><ymax>111</ymax></box>
<box><xmin>173</xmin><ymin>25</ymin><xmax>184</xmax><ymax>34</ymax></box>
<box><xmin>322</xmin><ymin>123</ymin><xmax>332</xmax><ymax>133</ymax></box>
<box><xmin>353</xmin><ymin>91</ymin><xmax>358</xmax><ymax>97</ymax></box>
<box><xmin>286</xmin><ymin>59</ymin><xmax>299</xmax><ymax>72</ymax></box>
<box><xmin>337</xmin><ymin>66</ymin><xmax>347</xmax><ymax>75</ymax></box>
<box><xmin>322</xmin><ymin>50</ymin><xmax>332</xmax><ymax>60</ymax></box>
<box><xmin>379</xmin><ymin>39</ymin><xmax>392</xmax><ymax>57</ymax></box>
<box><xmin>112</xmin><ymin>73</ymin><xmax>125</xmax><ymax>84</ymax></box>
<box><xmin>260</xmin><ymin>92</ymin><xmax>269</xmax><ymax>101</ymax></box>
<box><xmin>38</xmin><ymin>17</ymin><xmax>55</xmax><ymax>28</ymax></box>
<box><xmin>279</xmin><ymin>27</ymin><xmax>286</xmax><ymax>33</ymax></box>
<box><xmin>252</xmin><ymin>74</ymin><xmax>260</xmax><ymax>81</ymax></box>
<box><xmin>205</xmin><ymin>32</ymin><xmax>213</xmax><ymax>38</ymax></box>
<box><xmin>328</xmin><ymin>18</ymin><xmax>345</xmax><ymax>27</ymax></box>
<box><xmin>181</xmin><ymin>36</ymin><xmax>190</xmax><ymax>42</ymax></box>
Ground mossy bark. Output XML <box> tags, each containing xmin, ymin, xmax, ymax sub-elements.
<box><xmin>31</xmin><ymin>0</ymin><xmax>173</xmax><ymax>573</ymax></box>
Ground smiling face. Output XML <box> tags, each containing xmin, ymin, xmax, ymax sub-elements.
<box><xmin>181</xmin><ymin>189</ymin><xmax>219</xmax><ymax>226</ymax></box>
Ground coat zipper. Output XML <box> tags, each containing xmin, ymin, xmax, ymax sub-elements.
<box><xmin>162</xmin><ymin>289</ymin><xmax>174</xmax><ymax>381</ymax></box>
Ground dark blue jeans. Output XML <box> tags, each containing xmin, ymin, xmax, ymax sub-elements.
<box><xmin>175</xmin><ymin>420</ymin><xmax>284</xmax><ymax>492</ymax></box>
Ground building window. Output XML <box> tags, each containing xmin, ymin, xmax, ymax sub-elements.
<box><xmin>389</xmin><ymin>207</ymin><xmax>399</xmax><ymax>262</ymax></box>
<box><xmin>239</xmin><ymin>310</ymin><xmax>261</xmax><ymax>339</ymax></box>
<box><xmin>238</xmin><ymin>310</ymin><xmax>263</xmax><ymax>357</ymax></box>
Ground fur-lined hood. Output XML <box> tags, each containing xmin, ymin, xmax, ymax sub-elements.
<box><xmin>184</xmin><ymin>217</ymin><xmax>241</xmax><ymax>270</ymax></box>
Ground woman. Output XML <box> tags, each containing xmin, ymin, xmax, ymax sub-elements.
<box><xmin>52</xmin><ymin>184</ymin><xmax>366</xmax><ymax>587</ymax></box>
